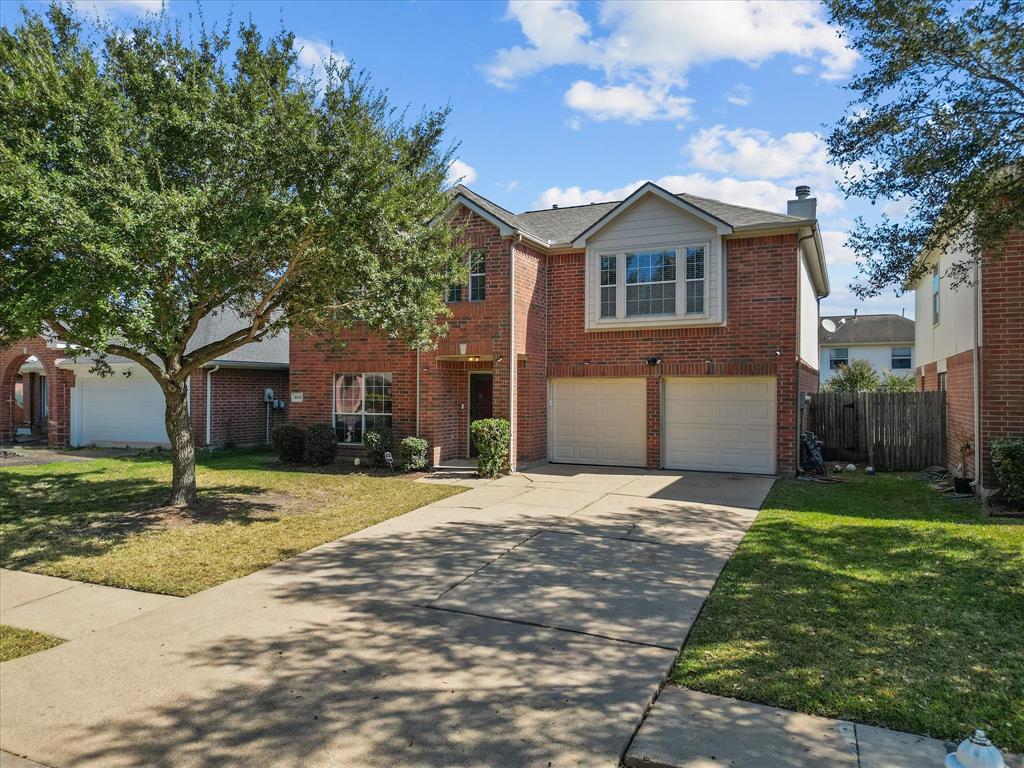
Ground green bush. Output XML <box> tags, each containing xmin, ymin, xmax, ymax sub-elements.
<box><xmin>470</xmin><ymin>418</ymin><xmax>511</xmax><ymax>477</ymax></box>
<box><xmin>271</xmin><ymin>423</ymin><xmax>305</xmax><ymax>463</ymax></box>
<box><xmin>880</xmin><ymin>372</ymin><xmax>916</xmax><ymax>392</ymax></box>
<box><xmin>991</xmin><ymin>438</ymin><xmax>1024</xmax><ymax>508</ymax></box>
<box><xmin>304</xmin><ymin>423</ymin><xmax>338</xmax><ymax>466</ymax></box>
<box><xmin>363</xmin><ymin>426</ymin><xmax>393</xmax><ymax>466</ymax></box>
<box><xmin>399</xmin><ymin>436</ymin><xmax>429</xmax><ymax>472</ymax></box>
<box><xmin>822</xmin><ymin>359</ymin><xmax>881</xmax><ymax>392</ymax></box>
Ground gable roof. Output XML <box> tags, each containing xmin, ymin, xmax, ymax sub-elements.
<box><xmin>819</xmin><ymin>314</ymin><xmax>915</xmax><ymax>345</ymax></box>
<box><xmin>449</xmin><ymin>183</ymin><xmax>812</xmax><ymax>247</ymax></box>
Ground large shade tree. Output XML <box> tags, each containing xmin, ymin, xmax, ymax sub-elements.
<box><xmin>825</xmin><ymin>0</ymin><xmax>1023</xmax><ymax>295</ymax></box>
<box><xmin>0</xmin><ymin>5</ymin><xmax>463</xmax><ymax>505</ymax></box>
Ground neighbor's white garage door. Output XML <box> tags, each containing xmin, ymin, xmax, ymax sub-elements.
<box><xmin>71</xmin><ymin>375</ymin><xmax>168</xmax><ymax>447</ymax></box>
<box><xmin>549</xmin><ymin>378</ymin><xmax>646</xmax><ymax>467</ymax></box>
<box><xmin>663</xmin><ymin>376</ymin><xmax>776</xmax><ymax>474</ymax></box>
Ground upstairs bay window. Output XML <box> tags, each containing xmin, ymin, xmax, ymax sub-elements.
<box><xmin>335</xmin><ymin>373</ymin><xmax>392</xmax><ymax>444</ymax></box>
<box><xmin>590</xmin><ymin>242</ymin><xmax>710</xmax><ymax>329</ymax></box>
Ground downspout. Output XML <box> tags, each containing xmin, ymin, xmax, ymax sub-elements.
<box><xmin>509</xmin><ymin>235</ymin><xmax>518</xmax><ymax>472</ymax></box>
<box><xmin>415</xmin><ymin>349</ymin><xmax>421</xmax><ymax>437</ymax></box>
<box><xmin>796</xmin><ymin>227</ymin><xmax>818</xmax><ymax>475</ymax></box>
<box><xmin>972</xmin><ymin>257</ymin><xmax>982</xmax><ymax>493</ymax></box>
<box><xmin>205</xmin><ymin>365</ymin><xmax>220</xmax><ymax>447</ymax></box>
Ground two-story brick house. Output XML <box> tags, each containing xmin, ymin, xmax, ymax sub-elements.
<box><xmin>289</xmin><ymin>181</ymin><xmax>829</xmax><ymax>476</ymax></box>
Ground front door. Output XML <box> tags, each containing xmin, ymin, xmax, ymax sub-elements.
<box><xmin>468</xmin><ymin>373</ymin><xmax>493</xmax><ymax>457</ymax></box>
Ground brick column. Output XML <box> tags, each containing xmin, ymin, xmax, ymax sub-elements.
<box><xmin>646</xmin><ymin>375</ymin><xmax>661</xmax><ymax>470</ymax></box>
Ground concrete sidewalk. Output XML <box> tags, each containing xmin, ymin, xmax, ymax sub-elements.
<box><xmin>0</xmin><ymin>569</ymin><xmax>178</xmax><ymax>640</ymax></box>
<box><xmin>626</xmin><ymin>686</ymin><xmax>1023</xmax><ymax>768</ymax></box>
<box><xmin>0</xmin><ymin>466</ymin><xmax>772</xmax><ymax>767</ymax></box>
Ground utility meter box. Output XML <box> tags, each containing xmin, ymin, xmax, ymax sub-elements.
<box><xmin>263</xmin><ymin>388</ymin><xmax>274</xmax><ymax>403</ymax></box>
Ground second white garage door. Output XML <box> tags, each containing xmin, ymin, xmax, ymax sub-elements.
<box><xmin>71</xmin><ymin>374</ymin><xmax>168</xmax><ymax>447</ymax></box>
<box><xmin>663</xmin><ymin>376</ymin><xmax>776</xmax><ymax>474</ymax></box>
<box><xmin>549</xmin><ymin>378</ymin><xmax>646</xmax><ymax>467</ymax></box>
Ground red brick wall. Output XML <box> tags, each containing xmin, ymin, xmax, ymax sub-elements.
<box><xmin>918</xmin><ymin>361</ymin><xmax>939</xmax><ymax>392</ymax></box>
<box><xmin>798</xmin><ymin>361</ymin><xmax>819</xmax><ymax>435</ymax></box>
<box><xmin>945</xmin><ymin>349</ymin><xmax>976</xmax><ymax>477</ymax></box>
<box><xmin>289</xmin><ymin>209</ymin><xmax>515</xmax><ymax>465</ymax></box>
<box><xmin>513</xmin><ymin>241</ymin><xmax>548</xmax><ymax>465</ymax></box>
<box><xmin>0</xmin><ymin>338</ymin><xmax>74</xmax><ymax>446</ymax></box>
<box><xmin>545</xmin><ymin>234</ymin><xmax>802</xmax><ymax>473</ymax></box>
<box><xmin>980</xmin><ymin>229</ymin><xmax>1024</xmax><ymax>486</ymax></box>
<box><xmin>189</xmin><ymin>367</ymin><xmax>289</xmax><ymax>447</ymax></box>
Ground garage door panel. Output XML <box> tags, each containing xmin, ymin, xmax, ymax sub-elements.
<box><xmin>75</xmin><ymin>376</ymin><xmax>168</xmax><ymax>447</ymax></box>
<box><xmin>550</xmin><ymin>378</ymin><xmax>646</xmax><ymax>468</ymax></box>
<box><xmin>664</xmin><ymin>376</ymin><xmax>776</xmax><ymax>475</ymax></box>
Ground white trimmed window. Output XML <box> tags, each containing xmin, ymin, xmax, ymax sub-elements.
<box><xmin>334</xmin><ymin>372</ymin><xmax>392</xmax><ymax>444</ymax></box>
<box><xmin>469</xmin><ymin>250</ymin><xmax>486</xmax><ymax>301</ymax></box>
<box><xmin>600</xmin><ymin>255</ymin><xmax>616</xmax><ymax>318</ymax></box>
<box><xmin>829</xmin><ymin>348</ymin><xmax>849</xmax><ymax>370</ymax></box>
<box><xmin>685</xmin><ymin>246</ymin><xmax>705</xmax><ymax>314</ymax></box>
<box><xmin>626</xmin><ymin>250</ymin><xmax>676</xmax><ymax>316</ymax></box>
<box><xmin>891</xmin><ymin>347</ymin><xmax>912</xmax><ymax>369</ymax></box>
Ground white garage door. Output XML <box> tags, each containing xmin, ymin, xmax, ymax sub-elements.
<box><xmin>549</xmin><ymin>378</ymin><xmax>646</xmax><ymax>467</ymax></box>
<box><xmin>72</xmin><ymin>375</ymin><xmax>168</xmax><ymax>447</ymax></box>
<box><xmin>663</xmin><ymin>377</ymin><xmax>776</xmax><ymax>475</ymax></box>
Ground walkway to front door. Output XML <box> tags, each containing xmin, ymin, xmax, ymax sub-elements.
<box><xmin>468</xmin><ymin>372</ymin><xmax>492</xmax><ymax>457</ymax></box>
<box><xmin>0</xmin><ymin>466</ymin><xmax>774</xmax><ymax>768</ymax></box>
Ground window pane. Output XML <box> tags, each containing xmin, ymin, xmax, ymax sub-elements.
<box><xmin>470</xmin><ymin>251</ymin><xmax>485</xmax><ymax>274</ymax></box>
<box><xmin>686</xmin><ymin>281</ymin><xmax>703</xmax><ymax>313</ymax></box>
<box><xmin>447</xmin><ymin>285</ymin><xmax>461</xmax><ymax>303</ymax></box>
<box><xmin>365</xmin><ymin>414</ymin><xmax>392</xmax><ymax>433</ymax></box>
<box><xmin>470</xmin><ymin>274</ymin><xmax>485</xmax><ymax>301</ymax></box>
<box><xmin>600</xmin><ymin>285</ymin><xmax>616</xmax><ymax>318</ymax></box>
<box><xmin>335</xmin><ymin>374</ymin><xmax>362</xmax><ymax>414</ymax></box>
<box><xmin>829</xmin><ymin>348</ymin><xmax>849</xmax><ymax>360</ymax></box>
<box><xmin>364</xmin><ymin>373</ymin><xmax>392</xmax><ymax>414</ymax></box>
<box><xmin>686</xmin><ymin>247</ymin><xmax>704</xmax><ymax>280</ymax></box>
<box><xmin>892</xmin><ymin>347</ymin><xmax>911</xmax><ymax>356</ymax></box>
<box><xmin>335</xmin><ymin>415</ymin><xmax>362</xmax><ymax>444</ymax></box>
<box><xmin>600</xmin><ymin>256</ymin><xmax>616</xmax><ymax>286</ymax></box>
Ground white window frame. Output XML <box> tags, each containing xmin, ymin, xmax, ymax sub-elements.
<box><xmin>587</xmin><ymin>239</ymin><xmax>711</xmax><ymax>331</ymax></box>
<box><xmin>469</xmin><ymin>250</ymin><xmax>486</xmax><ymax>302</ymax></box>
<box><xmin>931</xmin><ymin>265</ymin><xmax>940</xmax><ymax>326</ymax></box>
<box><xmin>829</xmin><ymin>348</ymin><xmax>849</xmax><ymax>370</ymax></box>
<box><xmin>891</xmin><ymin>347</ymin><xmax>912</xmax><ymax>370</ymax></box>
<box><xmin>684</xmin><ymin>245</ymin><xmax>706</xmax><ymax>315</ymax></box>
<box><xmin>333</xmin><ymin>372</ymin><xmax>393</xmax><ymax>445</ymax></box>
<box><xmin>625</xmin><ymin>249</ymin><xmax>677</xmax><ymax>318</ymax></box>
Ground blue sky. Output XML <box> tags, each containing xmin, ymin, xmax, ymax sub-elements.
<box><xmin>8</xmin><ymin>0</ymin><xmax>916</xmax><ymax>318</ymax></box>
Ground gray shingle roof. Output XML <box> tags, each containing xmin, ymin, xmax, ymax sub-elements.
<box><xmin>819</xmin><ymin>314</ymin><xmax>915</xmax><ymax>345</ymax></box>
<box><xmin>453</xmin><ymin>185</ymin><xmax>808</xmax><ymax>245</ymax></box>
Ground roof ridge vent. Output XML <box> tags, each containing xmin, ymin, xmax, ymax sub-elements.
<box><xmin>551</xmin><ymin>204</ymin><xmax>558</xmax><ymax>209</ymax></box>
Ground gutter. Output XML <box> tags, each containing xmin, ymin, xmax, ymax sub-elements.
<box><xmin>205</xmin><ymin>365</ymin><xmax>220</xmax><ymax>446</ymax></box>
<box><xmin>973</xmin><ymin>258</ymin><xmax>982</xmax><ymax>493</ymax></box>
<box><xmin>509</xmin><ymin>235</ymin><xmax>518</xmax><ymax>472</ymax></box>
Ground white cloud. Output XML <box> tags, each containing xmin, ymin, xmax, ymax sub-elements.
<box><xmin>488</xmin><ymin>0</ymin><xmax>857</xmax><ymax>123</ymax></box>
<box><xmin>566</xmin><ymin>115</ymin><xmax>583</xmax><ymax>131</ymax></box>
<box><xmin>294</xmin><ymin>38</ymin><xmax>348</xmax><ymax>84</ymax></box>
<box><xmin>725</xmin><ymin>83</ymin><xmax>752</xmax><ymax>107</ymax></box>
<box><xmin>565</xmin><ymin>80</ymin><xmax>692</xmax><ymax>122</ymax></box>
<box><xmin>447</xmin><ymin>160</ymin><xmax>478</xmax><ymax>186</ymax></box>
<box><xmin>533</xmin><ymin>173</ymin><xmax>842</xmax><ymax>213</ymax></box>
<box><xmin>883</xmin><ymin>197</ymin><xmax>913</xmax><ymax>220</ymax></box>
<box><xmin>70</xmin><ymin>0</ymin><xmax>164</xmax><ymax>18</ymax></box>
<box><xmin>821</xmin><ymin>230</ymin><xmax>856</xmax><ymax>267</ymax></box>
<box><xmin>686</xmin><ymin>125</ymin><xmax>834</xmax><ymax>184</ymax></box>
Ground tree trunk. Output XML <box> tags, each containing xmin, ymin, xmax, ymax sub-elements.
<box><xmin>163</xmin><ymin>379</ymin><xmax>198</xmax><ymax>507</ymax></box>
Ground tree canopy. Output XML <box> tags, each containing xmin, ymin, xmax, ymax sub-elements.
<box><xmin>825</xmin><ymin>0</ymin><xmax>1023</xmax><ymax>295</ymax></box>
<box><xmin>0</xmin><ymin>4</ymin><xmax>463</xmax><ymax>503</ymax></box>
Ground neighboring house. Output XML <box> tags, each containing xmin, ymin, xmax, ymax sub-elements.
<box><xmin>818</xmin><ymin>313</ymin><xmax>915</xmax><ymax>384</ymax></box>
<box><xmin>289</xmin><ymin>181</ymin><xmax>830</xmax><ymax>476</ymax></box>
<box><xmin>0</xmin><ymin>310</ymin><xmax>289</xmax><ymax>449</ymax></box>
<box><xmin>910</xmin><ymin>228</ymin><xmax>1024</xmax><ymax>490</ymax></box>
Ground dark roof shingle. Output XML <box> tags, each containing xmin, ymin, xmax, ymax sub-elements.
<box><xmin>819</xmin><ymin>314</ymin><xmax>915</xmax><ymax>345</ymax></box>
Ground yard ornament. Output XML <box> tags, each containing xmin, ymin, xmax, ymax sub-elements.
<box><xmin>846</xmin><ymin>463</ymin><xmax>857</xmax><ymax>472</ymax></box>
<box><xmin>945</xmin><ymin>730</ymin><xmax>1006</xmax><ymax>768</ymax></box>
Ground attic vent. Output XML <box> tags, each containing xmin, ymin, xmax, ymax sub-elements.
<box><xmin>551</xmin><ymin>204</ymin><xmax>559</xmax><ymax>209</ymax></box>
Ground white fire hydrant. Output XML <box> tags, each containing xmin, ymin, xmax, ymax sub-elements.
<box><xmin>945</xmin><ymin>730</ymin><xmax>1006</xmax><ymax>768</ymax></box>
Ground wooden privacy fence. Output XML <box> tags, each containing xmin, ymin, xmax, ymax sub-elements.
<box><xmin>805</xmin><ymin>391</ymin><xmax>946</xmax><ymax>471</ymax></box>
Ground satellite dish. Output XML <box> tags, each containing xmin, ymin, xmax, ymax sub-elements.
<box><xmin>821</xmin><ymin>318</ymin><xmax>838</xmax><ymax>333</ymax></box>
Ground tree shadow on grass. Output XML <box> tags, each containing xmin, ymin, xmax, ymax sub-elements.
<box><xmin>0</xmin><ymin>468</ymin><xmax>274</xmax><ymax>571</ymax></box>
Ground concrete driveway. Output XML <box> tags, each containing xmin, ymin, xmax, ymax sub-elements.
<box><xmin>0</xmin><ymin>465</ymin><xmax>773</xmax><ymax>768</ymax></box>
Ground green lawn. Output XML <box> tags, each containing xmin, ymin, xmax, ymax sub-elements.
<box><xmin>0</xmin><ymin>625</ymin><xmax>63</xmax><ymax>662</ymax></box>
<box><xmin>0</xmin><ymin>449</ymin><xmax>462</xmax><ymax>596</ymax></box>
<box><xmin>673</xmin><ymin>473</ymin><xmax>1024</xmax><ymax>753</ymax></box>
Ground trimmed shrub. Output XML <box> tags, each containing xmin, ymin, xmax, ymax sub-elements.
<box><xmin>271</xmin><ymin>423</ymin><xmax>305</xmax><ymax>463</ymax></box>
<box><xmin>304</xmin><ymin>423</ymin><xmax>338</xmax><ymax>466</ymax></box>
<box><xmin>880</xmin><ymin>372</ymin><xmax>916</xmax><ymax>393</ymax></box>
<box><xmin>471</xmin><ymin>418</ymin><xmax>511</xmax><ymax>477</ymax></box>
<box><xmin>399</xmin><ymin>436</ymin><xmax>429</xmax><ymax>472</ymax></box>
<box><xmin>992</xmin><ymin>438</ymin><xmax>1024</xmax><ymax>508</ymax></box>
<box><xmin>363</xmin><ymin>426</ymin><xmax>393</xmax><ymax>466</ymax></box>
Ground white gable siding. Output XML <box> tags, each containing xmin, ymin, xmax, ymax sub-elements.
<box><xmin>584</xmin><ymin>195</ymin><xmax>723</xmax><ymax>330</ymax></box>
<box><xmin>912</xmin><ymin>246</ymin><xmax>980</xmax><ymax>370</ymax></box>
<box><xmin>819</xmin><ymin>344</ymin><xmax>915</xmax><ymax>383</ymax></box>
<box><xmin>799</xmin><ymin>244</ymin><xmax>819</xmax><ymax>369</ymax></box>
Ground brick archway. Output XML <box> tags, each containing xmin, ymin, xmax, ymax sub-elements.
<box><xmin>0</xmin><ymin>337</ymin><xmax>74</xmax><ymax>446</ymax></box>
